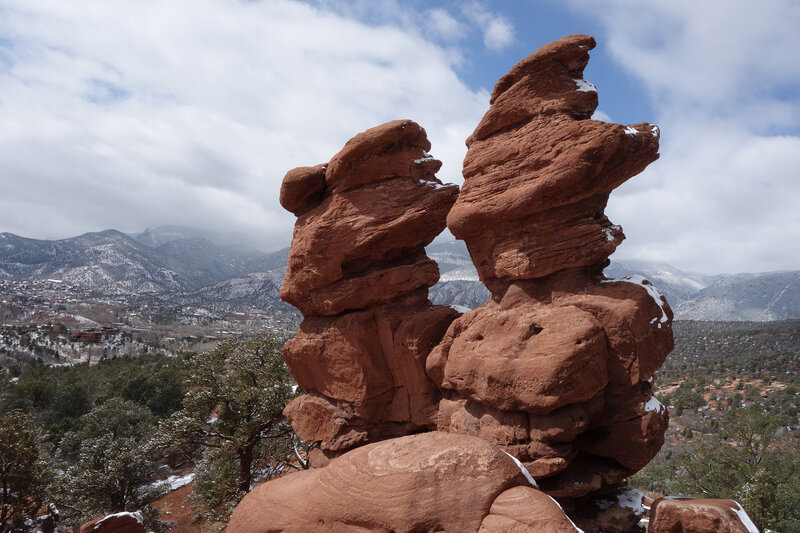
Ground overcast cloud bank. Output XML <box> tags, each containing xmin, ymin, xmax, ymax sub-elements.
<box><xmin>1</xmin><ymin>0</ymin><xmax>799</xmax><ymax>274</ymax></box>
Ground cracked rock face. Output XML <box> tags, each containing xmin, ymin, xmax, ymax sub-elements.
<box><xmin>427</xmin><ymin>34</ymin><xmax>673</xmax><ymax>499</ymax></box>
<box><xmin>279</xmin><ymin>119</ymin><xmax>460</xmax><ymax>455</ymax></box>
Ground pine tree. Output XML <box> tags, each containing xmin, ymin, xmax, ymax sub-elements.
<box><xmin>55</xmin><ymin>397</ymin><xmax>161</xmax><ymax>523</ymax></box>
<box><xmin>0</xmin><ymin>410</ymin><xmax>50</xmax><ymax>533</ymax></box>
<box><xmin>155</xmin><ymin>336</ymin><xmax>297</xmax><ymax>520</ymax></box>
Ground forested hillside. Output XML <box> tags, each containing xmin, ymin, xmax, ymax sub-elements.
<box><xmin>632</xmin><ymin>320</ymin><xmax>800</xmax><ymax>531</ymax></box>
<box><xmin>1</xmin><ymin>321</ymin><xmax>799</xmax><ymax>531</ymax></box>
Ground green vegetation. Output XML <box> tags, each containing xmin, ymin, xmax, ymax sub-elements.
<box><xmin>156</xmin><ymin>337</ymin><xmax>299</xmax><ymax>520</ymax></box>
<box><xmin>55</xmin><ymin>398</ymin><xmax>163</xmax><ymax>524</ymax></box>
<box><xmin>0</xmin><ymin>334</ymin><xmax>299</xmax><ymax>528</ymax></box>
<box><xmin>0</xmin><ymin>410</ymin><xmax>50</xmax><ymax>533</ymax></box>
<box><xmin>631</xmin><ymin>320</ymin><xmax>800</xmax><ymax>532</ymax></box>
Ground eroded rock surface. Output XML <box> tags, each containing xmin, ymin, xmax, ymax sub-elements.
<box><xmin>280</xmin><ymin>120</ymin><xmax>459</xmax><ymax>453</ymax></box>
<box><xmin>228</xmin><ymin>433</ymin><xmax>536</xmax><ymax>533</ymax></box>
<box><xmin>234</xmin><ymin>34</ymin><xmax>676</xmax><ymax>533</ymax></box>
<box><xmin>427</xmin><ymin>34</ymin><xmax>672</xmax><ymax>499</ymax></box>
<box><xmin>478</xmin><ymin>486</ymin><xmax>582</xmax><ymax>533</ymax></box>
<box><xmin>649</xmin><ymin>498</ymin><xmax>759</xmax><ymax>533</ymax></box>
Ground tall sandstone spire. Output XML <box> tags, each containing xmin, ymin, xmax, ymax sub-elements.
<box><xmin>229</xmin><ymin>35</ymin><xmax>676</xmax><ymax>532</ymax></box>
<box><xmin>428</xmin><ymin>33</ymin><xmax>672</xmax><ymax>498</ymax></box>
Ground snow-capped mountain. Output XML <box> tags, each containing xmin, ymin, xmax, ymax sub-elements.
<box><xmin>2</xmin><ymin>229</ymin><xmax>798</xmax><ymax>321</ymax></box>
<box><xmin>603</xmin><ymin>260</ymin><xmax>712</xmax><ymax>307</ymax></box>
<box><xmin>425</xmin><ymin>240</ymin><xmax>800</xmax><ymax>321</ymax></box>
<box><xmin>673</xmin><ymin>271</ymin><xmax>800</xmax><ymax>321</ymax></box>
<box><xmin>0</xmin><ymin>229</ymin><xmax>288</xmax><ymax>297</ymax></box>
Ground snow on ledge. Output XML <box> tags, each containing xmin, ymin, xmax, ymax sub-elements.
<box><xmin>644</xmin><ymin>396</ymin><xmax>666</xmax><ymax>415</ymax></box>
<box><xmin>573</xmin><ymin>78</ymin><xmax>596</xmax><ymax>92</ymax></box>
<box><xmin>450</xmin><ymin>304</ymin><xmax>471</xmax><ymax>314</ymax></box>
<box><xmin>730</xmin><ymin>501</ymin><xmax>759</xmax><ymax>533</ymax></box>
<box><xmin>602</xmin><ymin>224</ymin><xmax>621</xmax><ymax>242</ymax></box>
<box><xmin>419</xmin><ymin>178</ymin><xmax>457</xmax><ymax>191</ymax></box>
<box><xmin>624</xmin><ymin>126</ymin><xmax>639</xmax><ymax>135</ymax></box>
<box><xmin>502</xmin><ymin>451</ymin><xmax>537</xmax><ymax>487</ymax></box>
<box><xmin>602</xmin><ymin>275</ymin><xmax>669</xmax><ymax>328</ymax></box>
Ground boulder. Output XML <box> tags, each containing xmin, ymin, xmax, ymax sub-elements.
<box><xmin>478</xmin><ymin>486</ymin><xmax>582</xmax><ymax>532</ymax></box>
<box><xmin>648</xmin><ymin>498</ymin><xmax>759</xmax><ymax>533</ymax></box>
<box><xmin>228</xmin><ymin>432</ymin><xmax>531</xmax><ymax>533</ymax></box>
<box><xmin>78</xmin><ymin>512</ymin><xmax>145</xmax><ymax>533</ymax></box>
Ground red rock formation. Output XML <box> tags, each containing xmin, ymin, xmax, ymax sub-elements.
<box><xmin>78</xmin><ymin>512</ymin><xmax>146</xmax><ymax>533</ymax></box>
<box><xmin>228</xmin><ymin>432</ymin><xmax>580</xmax><ymax>533</ymax></box>
<box><xmin>648</xmin><ymin>498</ymin><xmax>759</xmax><ymax>533</ymax></box>
<box><xmin>279</xmin><ymin>120</ymin><xmax>460</xmax><ymax>454</ymax></box>
<box><xmin>479</xmin><ymin>486</ymin><xmax>583</xmax><ymax>532</ymax></box>
<box><xmin>426</xmin><ymin>34</ymin><xmax>672</xmax><ymax>499</ymax></box>
<box><xmin>232</xmin><ymin>34</ymin><xmax>676</xmax><ymax>532</ymax></box>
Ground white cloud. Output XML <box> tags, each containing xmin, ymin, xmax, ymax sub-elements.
<box><xmin>591</xmin><ymin>109</ymin><xmax>612</xmax><ymax>122</ymax></box>
<box><xmin>0</xmin><ymin>0</ymin><xmax>489</xmax><ymax>249</ymax></box>
<box><xmin>568</xmin><ymin>0</ymin><xmax>800</xmax><ymax>273</ymax></box>
<box><xmin>483</xmin><ymin>18</ymin><xmax>515</xmax><ymax>51</ymax></box>
<box><xmin>425</xmin><ymin>8</ymin><xmax>466</xmax><ymax>42</ymax></box>
<box><xmin>462</xmin><ymin>2</ymin><xmax>515</xmax><ymax>51</ymax></box>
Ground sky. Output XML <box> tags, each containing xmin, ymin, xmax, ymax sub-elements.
<box><xmin>1</xmin><ymin>0</ymin><xmax>799</xmax><ymax>274</ymax></box>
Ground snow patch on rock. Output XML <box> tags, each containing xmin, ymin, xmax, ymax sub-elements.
<box><xmin>502</xmin><ymin>451</ymin><xmax>537</xmax><ymax>487</ymax></box>
<box><xmin>573</xmin><ymin>78</ymin><xmax>596</xmax><ymax>92</ymax></box>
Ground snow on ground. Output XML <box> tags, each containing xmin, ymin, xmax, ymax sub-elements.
<box><xmin>148</xmin><ymin>473</ymin><xmax>194</xmax><ymax>493</ymax></box>
<box><xmin>594</xmin><ymin>488</ymin><xmax>645</xmax><ymax>514</ymax></box>
<box><xmin>94</xmin><ymin>511</ymin><xmax>143</xmax><ymax>527</ymax></box>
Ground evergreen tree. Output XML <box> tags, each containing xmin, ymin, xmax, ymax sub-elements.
<box><xmin>55</xmin><ymin>398</ymin><xmax>161</xmax><ymax>523</ymax></box>
<box><xmin>0</xmin><ymin>410</ymin><xmax>50</xmax><ymax>533</ymax></box>
<box><xmin>156</xmin><ymin>336</ymin><xmax>297</xmax><ymax>520</ymax></box>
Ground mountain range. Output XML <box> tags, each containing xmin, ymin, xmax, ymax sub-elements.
<box><xmin>1</xmin><ymin>227</ymin><xmax>798</xmax><ymax>321</ymax></box>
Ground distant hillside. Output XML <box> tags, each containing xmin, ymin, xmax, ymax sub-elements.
<box><xmin>2</xmin><ymin>229</ymin><xmax>798</xmax><ymax>321</ymax></box>
<box><xmin>0</xmin><ymin>230</ymin><xmax>194</xmax><ymax>293</ymax></box>
<box><xmin>0</xmin><ymin>229</ymin><xmax>288</xmax><ymax>302</ymax></box>
<box><xmin>425</xmin><ymin>240</ymin><xmax>800</xmax><ymax>321</ymax></box>
<box><xmin>603</xmin><ymin>259</ymin><xmax>711</xmax><ymax>306</ymax></box>
<box><xmin>674</xmin><ymin>271</ymin><xmax>800</xmax><ymax>321</ymax></box>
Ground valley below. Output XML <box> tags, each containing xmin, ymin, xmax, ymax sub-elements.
<box><xmin>1</xmin><ymin>227</ymin><xmax>799</xmax><ymax>531</ymax></box>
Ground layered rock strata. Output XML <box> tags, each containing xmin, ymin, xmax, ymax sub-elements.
<box><xmin>426</xmin><ymin>34</ymin><xmax>673</xmax><ymax>499</ymax></box>
<box><xmin>229</xmin><ymin>432</ymin><xmax>581</xmax><ymax>533</ymax></box>
<box><xmin>233</xmin><ymin>34</ymin><xmax>679</xmax><ymax>532</ymax></box>
<box><xmin>279</xmin><ymin>120</ymin><xmax>460</xmax><ymax>456</ymax></box>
